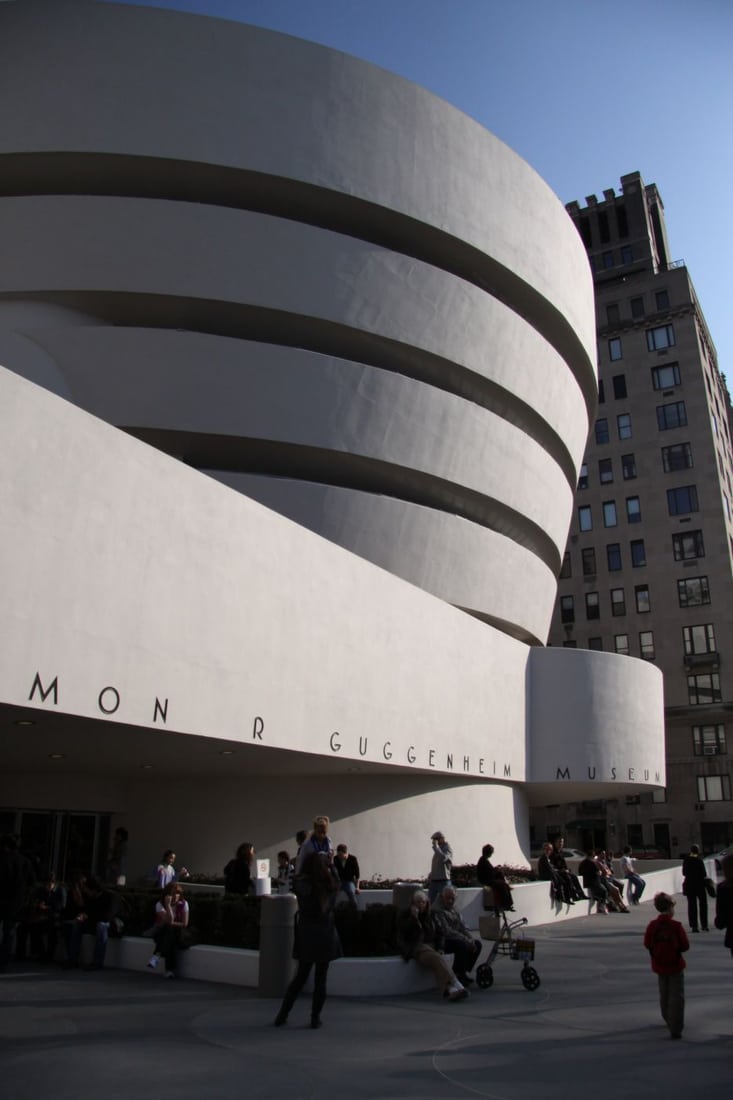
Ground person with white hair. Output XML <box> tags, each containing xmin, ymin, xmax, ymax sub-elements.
<box><xmin>396</xmin><ymin>889</ymin><xmax>467</xmax><ymax>1001</ymax></box>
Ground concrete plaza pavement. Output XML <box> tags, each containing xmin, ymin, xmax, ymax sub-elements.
<box><xmin>1</xmin><ymin>896</ymin><xmax>731</xmax><ymax>1100</ymax></box>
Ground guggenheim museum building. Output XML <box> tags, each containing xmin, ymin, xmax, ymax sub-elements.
<box><xmin>0</xmin><ymin>0</ymin><xmax>664</xmax><ymax>882</ymax></box>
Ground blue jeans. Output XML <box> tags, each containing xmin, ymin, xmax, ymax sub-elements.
<box><xmin>67</xmin><ymin>920</ymin><xmax>109</xmax><ymax>966</ymax></box>
<box><xmin>340</xmin><ymin>881</ymin><xmax>357</xmax><ymax>908</ymax></box>
<box><xmin>626</xmin><ymin>872</ymin><xmax>645</xmax><ymax>903</ymax></box>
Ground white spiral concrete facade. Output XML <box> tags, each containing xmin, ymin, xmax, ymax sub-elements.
<box><xmin>0</xmin><ymin>1</ymin><xmax>665</xmax><ymax>880</ymax></box>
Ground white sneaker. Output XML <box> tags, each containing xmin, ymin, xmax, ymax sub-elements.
<box><xmin>147</xmin><ymin>955</ymin><xmax>159</xmax><ymax>969</ymax></box>
<box><xmin>447</xmin><ymin>981</ymin><xmax>468</xmax><ymax>1001</ymax></box>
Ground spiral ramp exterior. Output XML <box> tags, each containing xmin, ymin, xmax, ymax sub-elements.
<box><xmin>0</xmin><ymin>1</ymin><xmax>665</xmax><ymax>877</ymax></box>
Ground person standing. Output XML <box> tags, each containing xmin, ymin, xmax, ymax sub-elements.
<box><xmin>333</xmin><ymin>844</ymin><xmax>360</xmax><ymax>908</ymax></box>
<box><xmin>682</xmin><ymin>844</ymin><xmax>709</xmax><ymax>932</ymax></box>
<box><xmin>428</xmin><ymin>831</ymin><xmax>453</xmax><ymax>903</ymax></box>
<box><xmin>714</xmin><ymin>853</ymin><xmax>733</xmax><ymax>959</ymax></box>
<box><xmin>620</xmin><ymin>846</ymin><xmax>646</xmax><ymax>905</ymax></box>
<box><xmin>0</xmin><ymin>834</ymin><xmax>36</xmax><ymax>971</ymax></box>
<box><xmin>223</xmin><ymin>843</ymin><xmax>255</xmax><ymax>895</ymax></box>
<box><xmin>295</xmin><ymin>817</ymin><xmax>334</xmax><ymax>874</ymax></box>
<box><xmin>155</xmin><ymin>850</ymin><xmax>189</xmax><ymax>890</ymax></box>
<box><xmin>643</xmin><ymin>892</ymin><xmax>689</xmax><ymax>1039</ymax></box>
<box><xmin>273</xmin><ymin>852</ymin><xmax>342</xmax><ymax>1029</ymax></box>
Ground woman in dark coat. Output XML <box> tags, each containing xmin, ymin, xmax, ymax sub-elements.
<box><xmin>274</xmin><ymin>852</ymin><xmax>342</xmax><ymax>1029</ymax></box>
<box><xmin>682</xmin><ymin>844</ymin><xmax>709</xmax><ymax>932</ymax></box>
<box><xmin>714</xmin><ymin>853</ymin><xmax>733</xmax><ymax>958</ymax></box>
<box><xmin>476</xmin><ymin>844</ymin><xmax>513</xmax><ymax>910</ymax></box>
<box><xmin>223</xmin><ymin>842</ymin><xmax>254</xmax><ymax>895</ymax></box>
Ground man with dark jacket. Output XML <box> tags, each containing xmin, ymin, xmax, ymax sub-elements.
<box><xmin>64</xmin><ymin>876</ymin><xmax>121</xmax><ymax>970</ymax></box>
<box><xmin>0</xmin><ymin>834</ymin><xmax>36</xmax><ymax>970</ymax></box>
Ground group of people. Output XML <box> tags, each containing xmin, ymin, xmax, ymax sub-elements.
<box><xmin>274</xmin><ymin>827</ymin><xmax>511</xmax><ymax>1027</ymax></box>
<box><xmin>537</xmin><ymin>836</ymin><xmax>646</xmax><ymax>913</ymax></box>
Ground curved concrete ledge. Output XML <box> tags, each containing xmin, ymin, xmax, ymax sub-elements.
<box><xmin>97</xmin><ymin>864</ymin><xmax>709</xmax><ymax>995</ymax></box>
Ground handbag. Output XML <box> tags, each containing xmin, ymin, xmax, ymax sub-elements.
<box><xmin>705</xmin><ymin>877</ymin><xmax>716</xmax><ymax>898</ymax></box>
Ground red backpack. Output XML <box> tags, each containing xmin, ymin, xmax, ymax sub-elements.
<box><xmin>650</xmin><ymin>921</ymin><xmax>681</xmax><ymax>968</ymax></box>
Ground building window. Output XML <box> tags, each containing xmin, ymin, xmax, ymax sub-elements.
<box><xmin>622</xmin><ymin>453</ymin><xmax>637</xmax><ymax>480</ymax></box>
<box><xmin>688</xmin><ymin>673</ymin><xmax>722</xmax><ymax>706</ymax></box>
<box><xmin>585</xmin><ymin>592</ymin><xmax>600</xmax><ymax>620</ymax></box>
<box><xmin>560</xmin><ymin>595</ymin><xmax>575</xmax><ymax>624</ymax></box>
<box><xmin>677</xmin><ymin>576</ymin><xmax>710</xmax><ymax>608</ymax></box>
<box><xmin>559</xmin><ymin>552</ymin><xmax>572</xmax><ymax>579</ymax></box>
<box><xmin>603</xmin><ymin>501</ymin><xmax>617</xmax><ymax>527</ymax></box>
<box><xmin>657</xmin><ymin>402</ymin><xmax>687</xmax><ymax>430</ymax></box>
<box><xmin>616</xmin><ymin>206</ymin><xmax>629</xmax><ymax>237</ymax></box>
<box><xmin>652</xmin><ymin>362</ymin><xmax>681</xmax><ymax>390</ymax></box>
<box><xmin>635</xmin><ymin>584</ymin><xmax>651</xmax><ymax>613</ymax></box>
<box><xmin>599</xmin><ymin>458</ymin><xmax>613</xmax><ymax>484</ymax></box>
<box><xmin>614</xmin><ymin>633</ymin><xmax>629</xmax><ymax>655</ymax></box>
<box><xmin>612</xmin><ymin>374</ymin><xmax>627</xmax><ymax>400</ymax></box>
<box><xmin>696</xmin><ymin>774</ymin><xmax>731</xmax><ymax>802</ymax></box>
<box><xmin>655</xmin><ymin>289</ymin><xmax>670</xmax><ymax>311</ymax></box>
<box><xmin>579</xmin><ymin>505</ymin><xmax>592</xmax><ymax>532</ymax></box>
<box><xmin>606</xmin><ymin>543</ymin><xmax>622</xmax><ymax>571</ymax></box>
<box><xmin>667</xmin><ymin>485</ymin><xmax>699</xmax><ymax>516</ymax></box>
<box><xmin>608</xmin><ymin>338</ymin><xmax>622</xmax><ymax>361</ymax></box>
<box><xmin>639</xmin><ymin>631</ymin><xmax>655</xmax><ymax>659</ymax></box>
<box><xmin>630</xmin><ymin>296</ymin><xmax>644</xmax><ymax>319</ymax></box>
<box><xmin>620</xmin><ymin>245</ymin><xmax>633</xmax><ymax>264</ymax></box>
<box><xmin>651</xmin><ymin>787</ymin><xmax>667</xmax><ymax>804</ymax></box>
<box><xmin>630</xmin><ymin>539</ymin><xmax>646</xmax><ymax>567</ymax></box>
<box><xmin>673</xmin><ymin>530</ymin><xmax>704</xmax><ymax>561</ymax></box>
<box><xmin>578</xmin><ymin>463</ymin><xmax>588</xmax><ymax>490</ymax></box>
<box><xmin>563</xmin><ymin>640</ymin><xmax>577</xmax><ymax>648</ymax></box>
<box><xmin>662</xmin><ymin>442</ymin><xmax>693</xmax><ymax>472</ymax></box>
<box><xmin>626</xmin><ymin>496</ymin><xmax>641</xmax><ymax>523</ymax></box>
<box><xmin>646</xmin><ymin>323</ymin><xmax>676</xmax><ymax>351</ymax></box>
<box><xmin>588</xmin><ymin>637</ymin><xmax>603</xmax><ymax>651</ymax></box>
<box><xmin>598</xmin><ymin>379</ymin><xmax>605</xmax><ymax>404</ymax></box>
<box><xmin>582</xmin><ymin>547</ymin><xmax>596</xmax><ymax>575</ymax></box>
<box><xmin>692</xmin><ymin>724</ymin><xmax>726</xmax><ymax>756</ymax></box>
<box><xmin>617</xmin><ymin>413</ymin><xmax>632</xmax><ymax>439</ymax></box>
<box><xmin>606</xmin><ymin>304</ymin><xmax>620</xmax><ymax>326</ymax></box>
<box><xmin>611</xmin><ymin>588</ymin><xmax>626</xmax><ymax>617</ymax></box>
<box><xmin>595</xmin><ymin>419</ymin><xmax>610</xmax><ymax>444</ymax></box>
<box><xmin>602</xmin><ymin>251</ymin><xmax>614</xmax><ymax>270</ymax></box>
<box><xmin>683</xmin><ymin>623</ymin><xmax>716</xmax><ymax>656</ymax></box>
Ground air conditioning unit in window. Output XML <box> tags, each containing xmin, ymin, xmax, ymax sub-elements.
<box><xmin>703</xmin><ymin>746</ymin><xmax>717</xmax><ymax>755</ymax></box>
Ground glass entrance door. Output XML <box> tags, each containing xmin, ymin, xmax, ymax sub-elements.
<box><xmin>0</xmin><ymin>808</ymin><xmax>111</xmax><ymax>879</ymax></box>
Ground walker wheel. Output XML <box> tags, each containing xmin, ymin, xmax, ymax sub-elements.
<box><xmin>521</xmin><ymin>965</ymin><xmax>540</xmax><ymax>991</ymax></box>
<box><xmin>476</xmin><ymin>963</ymin><xmax>494</xmax><ymax>989</ymax></box>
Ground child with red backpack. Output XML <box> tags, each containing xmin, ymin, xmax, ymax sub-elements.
<box><xmin>643</xmin><ymin>892</ymin><xmax>690</xmax><ymax>1039</ymax></box>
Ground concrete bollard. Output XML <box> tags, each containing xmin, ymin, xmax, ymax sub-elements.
<box><xmin>392</xmin><ymin>882</ymin><xmax>424</xmax><ymax>911</ymax></box>
<box><xmin>258</xmin><ymin>892</ymin><xmax>297</xmax><ymax>998</ymax></box>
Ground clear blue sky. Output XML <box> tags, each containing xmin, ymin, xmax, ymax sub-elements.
<box><xmin>109</xmin><ymin>0</ymin><xmax>733</xmax><ymax>382</ymax></box>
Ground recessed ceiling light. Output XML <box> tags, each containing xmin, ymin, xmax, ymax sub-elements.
<box><xmin>219</xmin><ymin>749</ymin><xmax>235</xmax><ymax>756</ymax></box>
<box><xmin>141</xmin><ymin>763</ymin><xmax>155</xmax><ymax>770</ymax></box>
<box><xmin>48</xmin><ymin>752</ymin><xmax>65</xmax><ymax>759</ymax></box>
<box><xmin>15</xmin><ymin>719</ymin><xmax>36</xmax><ymax>727</ymax></box>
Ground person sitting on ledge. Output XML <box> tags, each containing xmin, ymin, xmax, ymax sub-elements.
<box><xmin>578</xmin><ymin>850</ymin><xmax>610</xmax><ymax>914</ymax></box>
<box><xmin>537</xmin><ymin>842</ymin><xmax>574</xmax><ymax>905</ymax></box>
<box><xmin>396</xmin><ymin>889</ymin><xmax>467</xmax><ymax>1001</ymax></box>
<box><xmin>432</xmin><ymin>886</ymin><xmax>482</xmax><ymax>986</ymax></box>
<box><xmin>476</xmin><ymin>844</ymin><xmax>513</xmax><ymax>910</ymax></box>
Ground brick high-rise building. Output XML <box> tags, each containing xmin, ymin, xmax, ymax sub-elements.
<box><xmin>537</xmin><ymin>171</ymin><xmax>733</xmax><ymax>859</ymax></box>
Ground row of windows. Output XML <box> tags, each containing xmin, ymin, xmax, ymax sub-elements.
<box><xmin>559</xmin><ymin>584</ymin><xmax>651</xmax><ymax>621</ymax></box>
<box><xmin>579</xmin><ymin>442</ymin><xmax>693</xmax><ymax>490</ymax></box>
<box><xmin>607</xmin><ymin>322</ymin><xmax>676</xmax><ymax>362</ymax></box>
<box><xmin>593</xmin><ymin>245</ymin><xmax>634</xmax><ymax>273</ymax></box>
<box><xmin>597</xmin><ymin>362</ymin><xmax>681</xmax><ymax>404</ymax></box>
<box><xmin>560</xmin><ymin>551</ymin><xmax>710</xmax><ymax>606</ymax></box>
<box><xmin>594</xmin><ymin>400</ymin><xmax>689</xmax><ymax>444</ymax></box>
<box><xmin>577</xmin><ymin>485</ymin><xmax>698</xmax><ymax>530</ymax></box>
<box><xmin>562</xmin><ymin>631</ymin><xmax>655</xmax><ymax>658</ymax></box>
<box><xmin>605</xmin><ymin>289</ymin><xmax>670</xmax><ymax>327</ymax></box>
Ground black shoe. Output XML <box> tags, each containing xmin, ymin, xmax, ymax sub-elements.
<box><xmin>311</xmin><ymin>1015</ymin><xmax>323</xmax><ymax>1029</ymax></box>
<box><xmin>273</xmin><ymin>1012</ymin><xmax>288</xmax><ymax>1027</ymax></box>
